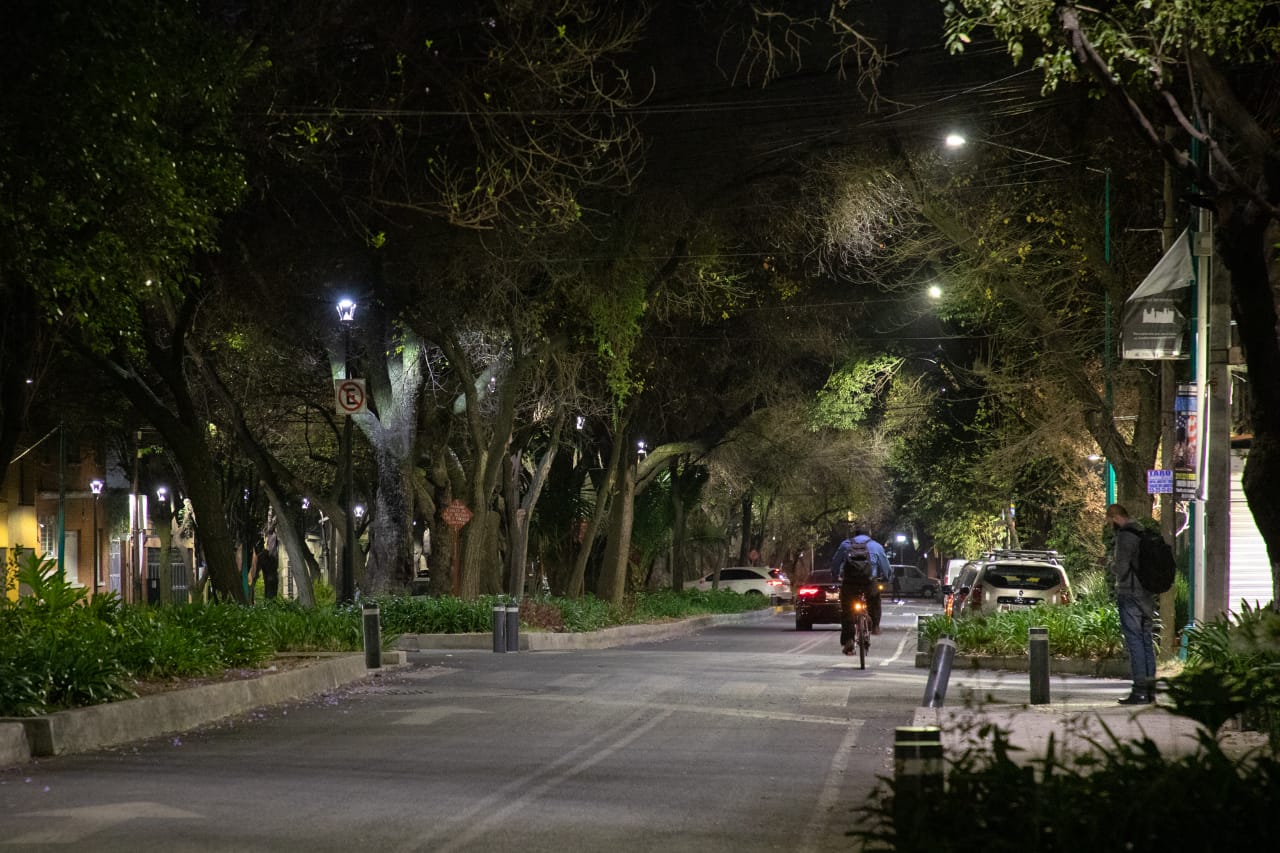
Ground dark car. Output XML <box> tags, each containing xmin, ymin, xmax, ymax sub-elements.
<box><xmin>794</xmin><ymin>570</ymin><xmax>844</xmax><ymax>630</ymax></box>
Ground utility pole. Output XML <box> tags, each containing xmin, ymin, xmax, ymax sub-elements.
<box><xmin>1159</xmin><ymin>133</ymin><xmax>1178</xmax><ymax>654</ymax></box>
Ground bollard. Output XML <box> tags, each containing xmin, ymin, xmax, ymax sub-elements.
<box><xmin>916</xmin><ymin>620</ymin><xmax>929</xmax><ymax>654</ymax></box>
<box><xmin>1029</xmin><ymin>626</ymin><xmax>1050</xmax><ymax>705</ymax></box>
<box><xmin>492</xmin><ymin>602</ymin><xmax>507</xmax><ymax>653</ymax></box>
<box><xmin>893</xmin><ymin>726</ymin><xmax>944</xmax><ymax>847</ymax></box>
<box><xmin>922</xmin><ymin>637</ymin><xmax>957</xmax><ymax>708</ymax></box>
<box><xmin>362</xmin><ymin>602</ymin><xmax>382</xmax><ymax>669</ymax></box>
<box><xmin>505</xmin><ymin>601</ymin><xmax>520</xmax><ymax>652</ymax></box>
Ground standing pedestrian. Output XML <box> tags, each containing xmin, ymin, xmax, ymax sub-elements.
<box><xmin>1106</xmin><ymin>503</ymin><xmax>1156</xmax><ymax>705</ymax></box>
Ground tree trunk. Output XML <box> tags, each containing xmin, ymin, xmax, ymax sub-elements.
<box><xmin>669</xmin><ymin>456</ymin><xmax>686</xmax><ymax>591</ymax></box>
<box><xmin>738</xmin><ymin>490</ymin><xmax>754</xmax><ymax>564</ymax></box>
<box><xmin>597</xmin><ymin>444</ymin><xmax>637</xmax><ymax>604</ymax></box>
<box><xmin>566</xmin><ymin>416</ymin><xmax>626</xmax><ymax>598</ymax></box>
<box><xmin>263</xmin><ymin>486</ymin><xmax>315</xmax><ymax>607</ymax></box>
<box><xmin>504</xmin><ymin>414</ymin><xmax>564</xmax><ymax>599</ymax></box>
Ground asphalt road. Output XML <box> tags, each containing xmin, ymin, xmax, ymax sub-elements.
<box><xmin>0</xmin><ymin>601</ymin><xmax>944</xmax><ymax>852</ymax></box>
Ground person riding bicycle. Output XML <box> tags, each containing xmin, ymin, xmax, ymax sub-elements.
<box><xmin>832</xmin><ymin>527</ymin><xmax>888</xmax><ymax>644</ymax></box>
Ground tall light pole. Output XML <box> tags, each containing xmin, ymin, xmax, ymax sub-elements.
<box><xmin>336</xmin><ymin>298</ymin><xmax>357</xmax><ymax>603</ymax></box>
<box><xmin>90</xmin><ymin>479</ymin><xmax>104</xmax><ymax>595</ymax></box>
<box><xmin>945</xmin><ymin>131</ymin><xmax>1115</xmax><ymax>503</ymax></box>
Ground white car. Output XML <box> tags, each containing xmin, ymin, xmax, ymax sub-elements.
<box><xmin>694</xmin><ymin>567</ymin><xmax>792</xmax><ymax>602</ymax></box>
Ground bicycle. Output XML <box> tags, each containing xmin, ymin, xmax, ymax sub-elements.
<box><xmin>842</xmin><ymin>592</ymin><xmax>873</xmax><ymax>669</ymax></box>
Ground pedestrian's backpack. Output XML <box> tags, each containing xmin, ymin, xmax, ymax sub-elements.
<box><xmin>1135</xmin><ymin>529</ymin><xmax>1176</xmax><ymax>594</ymax></box>
<box><xmin>842</xmin><ymin>539</ymin><xmax>872</xmax><ymax>584</ymax></box>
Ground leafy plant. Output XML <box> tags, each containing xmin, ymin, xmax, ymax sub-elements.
<box><xmin>1167</xmin><ymin>603</ymin><xmax>1280</xmax><ymax>748</ymax></box>
<box><xmin>854</xmin><ymin>724</ymin><xmax>1280</xmax><ymax>850</ymax></box>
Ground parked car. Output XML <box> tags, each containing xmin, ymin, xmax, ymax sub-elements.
<box><xmin>694</xmin><ymin>566</ymin><xmax>792</xmax><ymax>602</ymax></box>
<box><xmin>944</xmin><ymin>550</ymin><xmax>1071</xmax><ymax>617</ymax></box>
<box><xmin>890</xmin><ymin>564</ymin><xmax>941</xmax><ymax>599</ymax></box>
<box><xmin>793</xmin><ymin>570</ymin><xmax>842</xmax><ymax>630</ymax></box>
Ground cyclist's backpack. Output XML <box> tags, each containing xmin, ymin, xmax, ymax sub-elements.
<box><xmin>1134</xmin><ymin>529</ymin><xmax>1176</xmax><ymax>594</ymax></box>
<box><xmin>842</xmin><ymin>539</ymin><xmax>872</xmax><ymax>584</ymax></box>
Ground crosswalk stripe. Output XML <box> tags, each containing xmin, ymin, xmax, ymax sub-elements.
<box><xmin>716</xmin><ymin>681</ymin><xmax>768</xmax><ymax>700</ymax></box>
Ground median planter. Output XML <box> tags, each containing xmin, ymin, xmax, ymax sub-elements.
<box><xmin>914</xmin><ymin>652</ymin><xmax>1130</xmax><ymax>678</ymax></box>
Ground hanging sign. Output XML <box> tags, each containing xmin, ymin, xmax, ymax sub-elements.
<box><xmin>1174</xmin><ymin>382</ymin><xmax>1199</xmax><ymax>499</ymax></box>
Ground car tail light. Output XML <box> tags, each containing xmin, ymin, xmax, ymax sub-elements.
<box><xmin>1059</xmin><ymin>588</ymin><xmax>1071</xmax><ymax>605</ymax></box>
<box><xmin>971</xmin><ymin>585</ymin><xmax>983</xmax><ymax>608</ymax></box>
<box><xmin>767</xmin><ymin>579</ymin><xmax>783</xmax><ymax>588</ymax></box>
<box><xmin>797</xmin><ymin>585</ymin><xmax>820</xmax><ymax>597</ymax></box>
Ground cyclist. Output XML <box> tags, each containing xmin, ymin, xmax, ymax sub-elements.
<box><xmin>832</xmin><ymin>527</ymin><xmax>887</xmax><ymax>639</ymax></box>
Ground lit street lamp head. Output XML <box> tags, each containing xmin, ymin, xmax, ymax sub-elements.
<box><xmin>90</xmin><ymin>479</ymin><xmax>104</xmax><ymax>496</ymax></box>
<box><xmin>336</xmin><ymin>298</ymin><xmax>357</xmax><ymax>324</ymax></box>
<box><xmin>944</xmin><ymin>133</ymin><xmax>966</xmax><ymax>149</ymax></box>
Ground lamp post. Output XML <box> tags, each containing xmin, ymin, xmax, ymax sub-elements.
<box><xmin>90</xmin><ymin>479</ymin><xmax>103</xmax><ymax>594</ymax></box>
<box><xmin>336</xmin><ymin>298</ymin><xmax>357</xmax><ymax>603</ymax></box>
<box><xmin>945</xmin><ymin>131</ymin><xmax>1116</xmax><ymax>503</ymax></box>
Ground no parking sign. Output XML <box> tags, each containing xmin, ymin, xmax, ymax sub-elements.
<box><xmin>334</xmin><ymin>378</ymin><xmax>368</xmax><ymax>416</ymax></box>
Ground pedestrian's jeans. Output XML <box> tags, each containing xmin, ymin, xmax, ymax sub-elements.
<box><xmin>1117</xmin><ymin>592</ymin><xmax>1157</xmax><ymax>691</ymax></box>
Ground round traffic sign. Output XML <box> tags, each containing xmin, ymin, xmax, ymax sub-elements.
<box><xmin>337</xmin><ymin>379</ymin><xmax>366</xmax><ymax>414</ymax></box>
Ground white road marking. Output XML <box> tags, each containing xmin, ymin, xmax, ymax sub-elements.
<box><xmin>803</xmin><ymin>684</ymin><xmax>852</xmax><ymax>707</ymax></box>
<box><xmin>392</xmin><ymin>705</ymin><xmax>490</xmax><ymax>726</ymax></box>
<box><xmin>796</xmin><ymin>722</ymin><xmax>864</xmax><ymax>853</ymax></box>
<box><xmin>717</xmin><ymin>681</ymin><xmax>768</xmax><ymax>700</ymax></box>
<box><xmin>7</xmin><ymin>802</ymin><xmax>201</xmax><ymax>845</ymax></box>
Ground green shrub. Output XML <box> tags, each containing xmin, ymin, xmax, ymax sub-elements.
<box><xmin>1167</xmin><ymin>602</ymin><xmax>1280</xmax><ymax>748</ymax></box>
<box><xmin>920</xmin><ymin>602</ymin><xmax>1122</xmax><ymax>660</ymax></box>
<box><xmin>854</xmin><ymin>725</ymin><xmax>1280</xmax><ymax>851</ymax></box>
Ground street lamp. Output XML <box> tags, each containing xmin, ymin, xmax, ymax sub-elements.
<box><xmin>944</xmin><ymin>131</ymin><xmax>1116</xmax><ymax>502</ymax></box>
<box><xmin>337</xmin><ymin>298</ymin><xmax>357</xmax><ymax>603</ymax></box>
<box><xmin>90</xmin><ymin>479</ymin><xmax>103</xmax><ymax>594</ymax></box>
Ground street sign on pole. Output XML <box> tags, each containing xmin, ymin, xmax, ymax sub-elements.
<box><xmin>334</xmin><ymin>378</ymin><xmax>368</xmax><ymax>416</ymax></box>
<box><xmin>443</xmin><ymin>500</ymin><xmax>472</xmax><ymax>596</ymax></box>
<box><xmin>1147</xmin><ymin>469</ymin><xmax>1174</xmax><ymax>495</ymax></box>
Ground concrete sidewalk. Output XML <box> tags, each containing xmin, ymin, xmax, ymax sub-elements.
<box><xmin>910</xmin><ymin>668</ymin><xmax>1214</xmax><ymax>761</ymax></box>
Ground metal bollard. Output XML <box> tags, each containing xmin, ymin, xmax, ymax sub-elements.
<box><xmin>922</xmin><ymin>637</ymin><xmax>957</xmax><ymax>708</ymax></box>
<box><xmin>362</xmin><ymin>602</ymin><xmax>382</xmax><ymax>669</ymax></box>
<box><xmin>492</xmin><ymin>602</ymin><xmax>507</xmax><ymax>653</ymax></box>
<box><xmin>916</xmin><ymin>620</ymin><xmax>929</xmax><ymax>654</ymax></box>
<box><xmin>1029</xmin><ymin>626</ymin><xmax>1050</xmax><ymax>704</ymax></box>
<box><xmin>505</xmin><ymin>601</ymin><xmax>520</xmax><ymax>652</ymax></box>
<box><xmin>893</xmin><ymin>726</ymin><xmax>944</xmax><ymax>846</ymax></box>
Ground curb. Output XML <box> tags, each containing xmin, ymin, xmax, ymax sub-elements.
<box><xmin>913</xmin><ymin>652</ymin><xmax>1131</xmax><ymax>678</ymax></box>
<box><xmin>0</xmin><ymin>652</ymin><xmax>406</xmax><ymax>766</ymax></box>
<box><xmin>396</xmin><ymin>606</ymin><xmax>778</xmax><ymax>652</ymax></box>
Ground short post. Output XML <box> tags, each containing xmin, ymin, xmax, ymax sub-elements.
<box><xmin>916</xmin><ymin>621</ymin><xmax>929</xmax><ymax>654</ymax></box>
<box><xmin>922</xmin><ymin>637</ymin><xmax>957</xmax><ymax>708</ymax></box>
<box><xmin>1029</xmin><ymin>626</ymin><xmax>1050</xmax><ymax>705</ymax></box>
<box><xmin>362</xmin><ymin>602</ymin><xmax>382</xmax><ymax>669</ymax></box>
<box><xmin>492</xmin><ymin>601</ymin><xmax>507</xmax><ymax>653</ymax></box>
<box><xmin>505</xmin><ymin>601</ymin><xmax>520</xmax><ymax>652</ymax></box>
<box><xmin>894</xmin><ymin>726</ymin><xmax>944</xmax><ymax>846</ymax></box>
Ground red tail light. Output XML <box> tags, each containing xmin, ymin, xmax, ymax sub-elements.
<box><xmin>797</xmin><ymin>586</ymin><xmax>821</xmax><ymax>597</ymax></box>
<box><xmin>767</xmin><ymin>579</ymin><xmax>783</xmax><ymax>588</ymax></box>
<box><xmin>971</xmin><ymin>585</ymin><xmax>983</xmax><ymax>607</ymax></box>
<box><xmin>1060</xmin><ymin>588</ymin><xmax>1071</xmax><ymax>605</ymax></box>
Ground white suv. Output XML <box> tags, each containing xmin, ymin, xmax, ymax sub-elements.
<box><xmin>693</xmin><ymin>567</ymin><xmax>792</xmax><ymax>602</ymax></box>
<box><xmin>948</xmin><ymin>550</ymin><xmax>1071</xmax><ymax>616</ymax></box>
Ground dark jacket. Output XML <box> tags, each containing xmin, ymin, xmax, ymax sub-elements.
<box><xmin>1110</xmin><ymin>520</ymin><xmax>1146</xmax><ymax>597</ymax></box>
